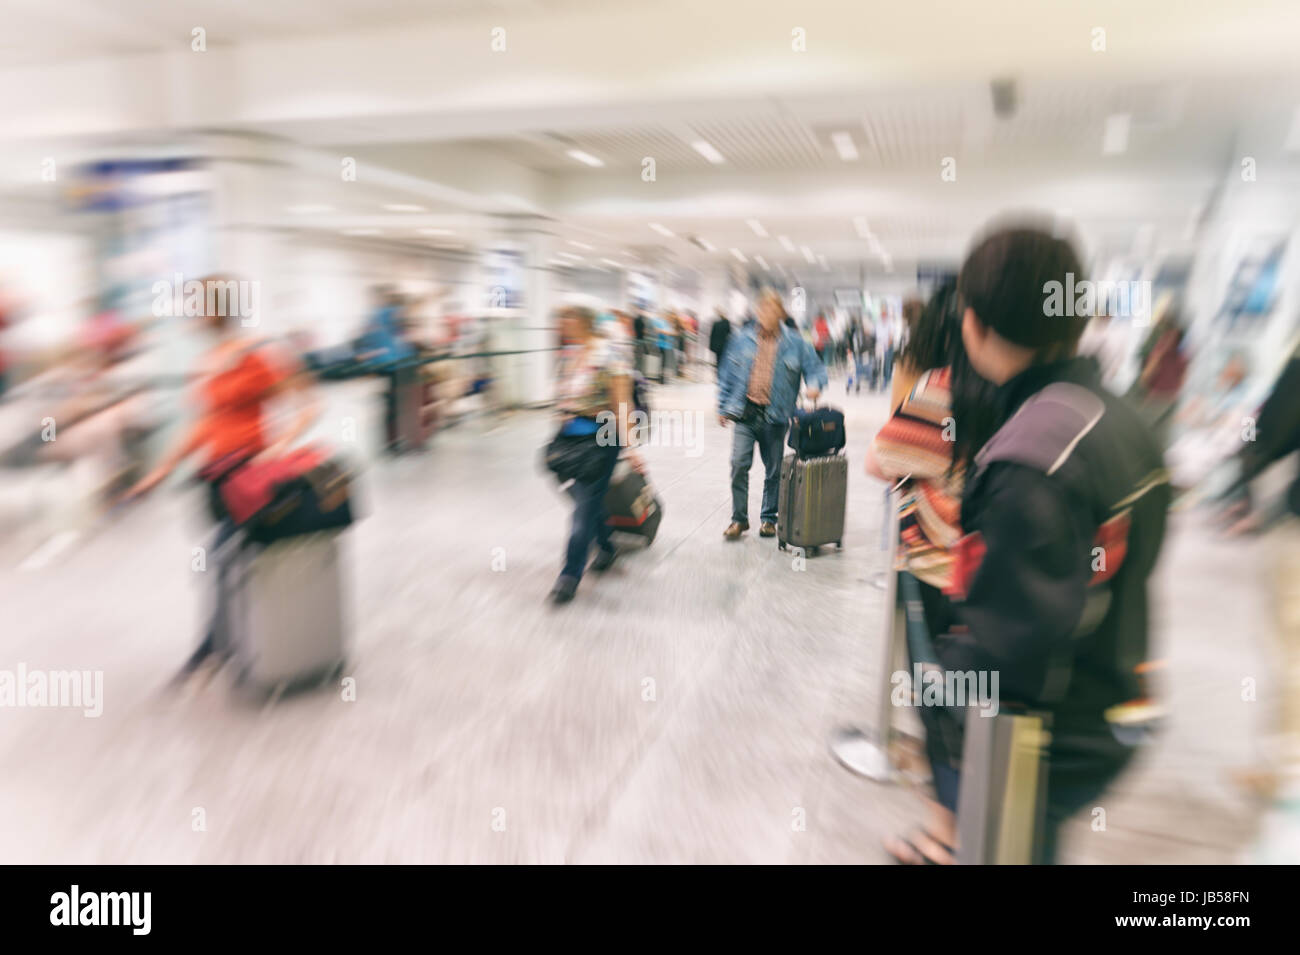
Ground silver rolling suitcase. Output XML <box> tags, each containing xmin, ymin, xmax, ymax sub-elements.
<box><xmin>955</xmin><ymin>707</ymin><xmax>1051</xmax><ymax>864</ymax></box>
<box><xmin>777</xmin><ymin>453</ymin><xmax>847</xmax><ymax>553</ymax></box>
<box><xmin>223</xmin><ymin>532</ymin><xmax>349</xmax><ymax>697</ymax></box>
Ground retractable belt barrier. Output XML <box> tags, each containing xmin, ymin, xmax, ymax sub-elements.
<box><xmin>6</xmin><ymin>346</ymin><xmax>566</xmax><ymax>398</ymax></box>
<box><xmin>0</xmin><ymin>347</ymin><xmax>566</xmax><ymax>461</ymax></box>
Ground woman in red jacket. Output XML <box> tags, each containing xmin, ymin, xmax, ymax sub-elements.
<box><xmin>131</xmin><ymin>276</ymin><xmax>318</xmax><ymax>685</ymax></box>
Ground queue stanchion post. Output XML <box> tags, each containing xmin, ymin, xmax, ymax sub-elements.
<box><xmin>830</xmin><ymin>483</ymin><xmax>903</xmax><ymax>782</ymax></box>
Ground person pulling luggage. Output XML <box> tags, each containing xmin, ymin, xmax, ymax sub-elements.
<box><xmin>547</xmin><ymin>306</ymin><xmax>646</xmax><ymax>605</ymax></box>
<box><xmin>717</xmin><ymin>288</ymin><xmax>827</xmax><ymax>540</ymax></box>
<box><xmin>128</xmin><ymin>275</ymin><xmax>320</xmax><ymax>688</ymax></box>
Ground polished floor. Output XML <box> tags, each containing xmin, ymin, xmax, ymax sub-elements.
<box><xmin>0</xmin><ymin>367</ymin><xmax>1286</xmax><ymax>863</ymax></box>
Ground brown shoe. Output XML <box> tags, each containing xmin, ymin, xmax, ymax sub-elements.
<box><xmin>723</xmin><ymin>521</ymin><xmax>749</xmax><ymax>540</ymax></box>
<box><xmin>759</xmin><ymin>522</ymin><xmax>776</xmax><ymax>538</ymax></box>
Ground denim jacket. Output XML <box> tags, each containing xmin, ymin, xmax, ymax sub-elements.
<box><xmin>717</xmin><ymin>323</ymin><xmax>828</xmax><ymax>424</ymax></box>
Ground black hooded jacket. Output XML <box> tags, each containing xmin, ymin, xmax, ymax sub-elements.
<box><xmin>937</xmin><ymin>356</ymin><xmax>1170</xmax><ymax>776</ymax></box>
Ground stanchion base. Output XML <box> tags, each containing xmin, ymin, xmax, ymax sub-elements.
<box><xmin>830</xmin><ymin>727</ymin><xmax>896</xmax><ymax>782</ymax></box>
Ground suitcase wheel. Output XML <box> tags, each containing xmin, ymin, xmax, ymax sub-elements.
<box><xmin>778</xmin><ymin>540</ymin><xmax>787</xmax><ymax>551</ymax></box>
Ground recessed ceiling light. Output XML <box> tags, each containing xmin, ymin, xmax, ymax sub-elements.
<box><xmin>286</xmin><ymin>204</ymin><xmax>333</xmax><ymax>214</ymax></box>
<box><xmin>691</xmin><ymin>140</ymin><xmax>726</xmax><ymax>164</ymax></box>
<box><xmin>746</xmin><ymin>219</ymin><xmax>768</xmax><ymax>237</ymax></box>
<box><xmin>853</xmin><ymin>216</ymin><xmax>872</xmax><ymax>239</ymax></box>
<box><xmin>801</xmin><ymin>246</ymin><xmax>816</xmax><ymax>264</ymax></box>
<box><xmin>383</xmin><ymin>203</ymin><xmax>426</xmax><ymax>212</ymax></box>
<box><xmin>649</xmin><ymin>223</ymin><xmax>675</xmax><ymax>237</ymax></box>
<box><xmin>343</xmin><ymin>228</ymin><xmax>380</xmax><ymax>236</ymax></box>
<box><xmin>600</xmin><ymin>258</ymin><xmax>624</xmax><ymax>268</ymax></box>
<box><xmin>779</xmin><ymin>235</ymin><xmax>795</xmax><ymax>253</ymax></box>
<box><xmin>1102</xmin><ymin>113</ymin><xmax>1130</xmax><ymax>156</ymax></box>
<box><xmin>831</xmin><ymin>131</ymin><xmax>859</xmax><ymax>161</ymax></box>
<box><xmin>755</xmin><ymin>255</ymin><xmax>769</xmax><ymax>270</ymax></box>
<box><xmin>568</xmin><ymin>240</ymin><xmax>595</xmax><ymax>251</ymax></box>
<box><xmin>730</xmin><ymin>248</ymin><xmax>748</xmax><ymax>263</ymax></box>
<box><xmin>567</xmin><ymin>149</ymin><xmax>605</xmax><ymax>167</ymax></box>
<box><xmin>418</xmin><ymin>228</ymin><xmax>453</xmax><ymax>236</ymax></box>
<box><xmin>697</xmin><ymin>238</ymin><xmax>716</xmax><ymax>252</ymax></box>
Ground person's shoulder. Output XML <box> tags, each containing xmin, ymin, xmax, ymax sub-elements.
<box><xmin>926</xmin><ymin>366</ymin><xmax>952</xmax><ymax>388</ymax></box>
<box><xmin>241</xmin><ymin>336</ymin><xmax>303</xmax><ymax>380</ymax></box>
<box><xmin>977</xmin><ymin>381</ymin><xmax>1106</xmax><ymax>475</ymax></box>
<box><xmin>970</xmin><ymin>459</ymin><xmax>1082</xmax><ymax>539</ymax></box>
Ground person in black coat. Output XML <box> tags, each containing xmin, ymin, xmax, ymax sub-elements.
<box><xmin>886</xmin><ymin>225</ymin><xmax>1171</xmax><ymax>865</ymax></box>
<box><xmin>707</xmin><ymin>310</ymin><xmax>731</xmax><ymax>380</ymax></box>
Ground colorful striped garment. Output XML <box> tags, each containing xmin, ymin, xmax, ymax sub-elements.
<box><xmin>870</xmin><ymin>366</ymin><xmax>962</xmax><ymax>590</ymax></box>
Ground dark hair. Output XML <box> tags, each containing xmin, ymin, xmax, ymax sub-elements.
<box><xmin>902</xmin><ymin>298</ymin><xmax>924</xmax><ymax>328</ymax></box>
<box><xmin>899</xmin><ymin>279</ymin><xmax>1000</xmax><ymax>474</ymax></box>
<box><xmin>949</xmin><ymin>340</ymin><xmax>1002</xmax><ymax>476</ymax></box>
<box><xmin>201</xmin><ymin>275</ymin><xmax>239</xmax><ymax>332</ymax></box>
<box><xmin>957</xmin><ymin>225</ymin><xmax>1088</xmax><ymax>352</ymax></box>
<box><xmin>901</xmin><ymin>282</ymin><xmax>959</xmax><ymax>374</ymax></box>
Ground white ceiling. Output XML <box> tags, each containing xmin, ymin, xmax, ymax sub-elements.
<box><xmin>0</xmin><ymin>0</ymin><xmax>606</xmax><ymax>66</ymax></box>
<box><xmin>3</xmin><ymin>1</ymin><xmax>1300</xmax><ymax>273</ymax></box>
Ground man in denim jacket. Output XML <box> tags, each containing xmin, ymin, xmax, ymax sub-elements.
<box><xmin>717</xmin><ymin>289</ymin><xmax>827</xmax><ymax>539</ymax></box>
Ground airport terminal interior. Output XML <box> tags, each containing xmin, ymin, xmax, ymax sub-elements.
<box><xmin>1</xmin><ymin>2</ymin><xmax>1299</xmax><ymax>865</ymax></box>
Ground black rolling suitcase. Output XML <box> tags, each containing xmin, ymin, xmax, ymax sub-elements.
<box><xmin>777</xmin><ymin>453</ymin><xmax>847</xmax><ymax>553</ymax></box>
<box><xmin>604</xmin><ymin>463</ymin><xmax>662</xmax><ymax>545</ymax></box>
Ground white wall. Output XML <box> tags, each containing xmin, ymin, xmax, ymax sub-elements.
<box><xmin>0</xmin><ymin>228</ymin><xmax>95</xmax><ymax>351</ymax></box>
<box><xmin>277</xmin><ymin>239</ymin><xmax>477</xmax><ymax>346</ymax></box>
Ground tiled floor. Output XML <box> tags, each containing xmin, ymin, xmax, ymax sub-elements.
<box><xmin>0</xmin><ymin>371</ymin><xmax>1284</xmax><ymax>862</ymax></box>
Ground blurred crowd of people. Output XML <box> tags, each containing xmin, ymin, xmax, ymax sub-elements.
<box><xmin>540</xmin><ymin>223</ymin><xmax>1300</xmax><ymax>863</ymax></box>
<box><xmin>4</xmin><ymin>216</ymin><xmax>1299</xmax><ymax>863</ymax></box>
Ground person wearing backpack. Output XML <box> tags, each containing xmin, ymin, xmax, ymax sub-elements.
<box><xmin>887</xmin><ymin>225</ymin><xmax>1171</xmax><ymax>864</ymax></box>
<box><xmin>129</xmin><ymin>276</ymin><xmax>319</xmax><ymax>686</ymax></box>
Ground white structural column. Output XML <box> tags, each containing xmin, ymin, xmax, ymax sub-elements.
<box><xmin>485</xmin><ymin>216</ymin><xmax>557</xmax><ymax>408</ymax></box>
<box><xmin>200</xmin><ymin>133</ymin><xmax>295</xmax><ymax>337</ymax></box>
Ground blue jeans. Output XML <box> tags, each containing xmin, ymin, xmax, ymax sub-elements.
<box><xmin>562</xmin><ymin>445</ymin><xmax>621</xmax><ymax>580</ymax></box>
<box><xmin>730</xmin><ymin>415</ymin><xmax>787</xmax><ymax>525</ymax></box>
